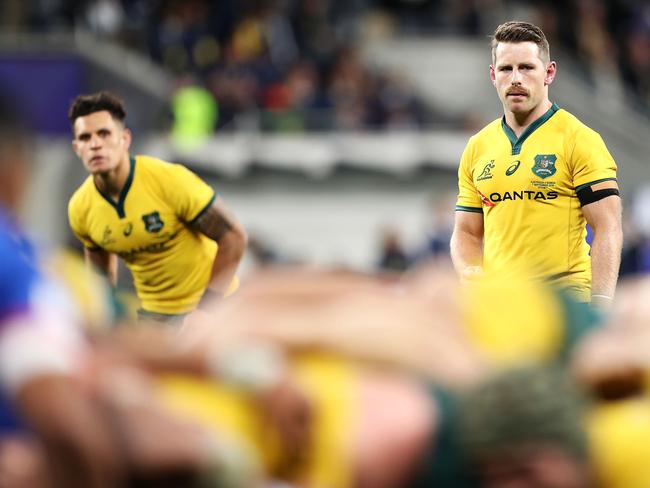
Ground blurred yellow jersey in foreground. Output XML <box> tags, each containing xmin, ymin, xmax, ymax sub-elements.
<box><xmin>589</xmin><ymin>396</ymin><xmax>650</xmax><ymax>488</ymax></box>
<box><xmin>156</xmin><ymin>354</ymin><xmax>357</xmax><ymax>488</ymax></box>
<box><xmin>460</xmin><ymin>269</ymin><xmax>600</xmax><ymax>367</ymax></box>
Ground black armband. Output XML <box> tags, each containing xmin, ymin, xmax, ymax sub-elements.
<box><xmin>576</xmin><ymin>186</ymin><xmax>619</xmax><ymax>207</ymax></box>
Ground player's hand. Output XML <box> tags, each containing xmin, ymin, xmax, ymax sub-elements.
<box><xmin>181</xmin><ymin>308</ymin><xmax>213</xmax><ymax>334</ymax></box>
<box><xmin>572</xmin><ymin>328</ymin><xmax>645</xmax><ymax>399</ymax></box>
<box><xmin>460</xmin><ymin>265</ymin><xmax>483</xmax><ymax>283</ymax></box>
<box><xmin>197</xmin><ymin>288</ymin><xmax>223</xmax><ymax>311</ymax></box>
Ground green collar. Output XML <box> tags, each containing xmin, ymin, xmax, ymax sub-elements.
<box><xmin>501</xmin><ymin>103</ymin><xmax>559</xmax><ymax>156</ymax></box>
<box><xmin>95</xmin><ymin>157</ymin><xmax>136</xmax><ymax>219</ymax></box>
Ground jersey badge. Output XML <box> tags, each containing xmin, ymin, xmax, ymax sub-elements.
<box><xmin>477</xmin><ymin>160</ymin><xmax>495</xmax><ymax>181</ymax></box>
<box><xmin>142</xmin><ymin>212</ymin><xmax>164</xmax><ymax>233</ymax></box>
<box><xmin>532</xmin><ymin>154</ymin><xmax>557</xmax><ymax>179</ymax></box>
<box><xmin>100</xmin><ymin>226</ymin><xmax>116</xmax><ymax>246</ymax></box>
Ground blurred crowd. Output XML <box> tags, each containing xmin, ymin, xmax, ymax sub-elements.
<box><xmin>245</xmin><ymin>189</ymin><xmax>650</xmax><ymax>278</ymax></box>
<box><xmin>2</xmin><ymin>0</ymin><xmax>648</xmax><ymax>131</ymax></box>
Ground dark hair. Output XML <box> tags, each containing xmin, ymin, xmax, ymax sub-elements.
<box><xmin>491</xmin><ymin>21</ymin><xmax>550</xmax><ymax>64</ymax></box>
<box><xmin>68</xmin><ymin>91</ymin><xmax>127</xmax><ymax>128</ymax></box>
<box><xmin>457</xmin><ymin>366</ymin><xmax>588</xmax><ymax>463</ymax></box>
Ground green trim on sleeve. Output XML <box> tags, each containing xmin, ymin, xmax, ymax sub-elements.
<box><xmin>501</xmin><ymin>103</ymin><xmax>559</xmax><ymax>156</ymax></box>
<box><xmin>575</xmin><ymin>177</ymin><xmax>617</xmax><ymax>193</ymax></box>
<box><xmin>455</xmin><ymin>205</ymin><xmax>483</xmax><ymax>213</ymax></box>
<box><xmin>188</xmin><ymin>192</ymin><xmax>217</xmax><ymax>225</ymax></box>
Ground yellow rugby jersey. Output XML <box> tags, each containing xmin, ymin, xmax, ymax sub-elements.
<box><xmin>157</xmin><ymin>354</ymin><xmax>358</xmax><ymax>488</ymax></box>
<box><xmin>456</xmin><ymin>104</ymin><xmax>617</xmax><ymax>301</ymax></box>
<box><xmin>68</xmin><ymin>155</ymin><xmax>217</xmax><ymax>314</ymax></box>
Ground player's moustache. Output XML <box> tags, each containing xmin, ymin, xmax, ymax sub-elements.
<box><xmin>507</xmin><ymin>88</ymin><xmax>528</xmax><ymax>96</ymax></box>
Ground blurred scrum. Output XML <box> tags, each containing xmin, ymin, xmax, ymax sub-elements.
<box><xmin>1</xmin><ymin>0</ymin><xmax>648</xmax><ymax>131</ymax></box>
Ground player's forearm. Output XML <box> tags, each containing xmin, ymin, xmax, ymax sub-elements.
<box><xmin>105</xmin><ymin>259</ymin><xmax>118</xmax><ymax>287</ymax></box>
<box><xmin>215</xmin><ymin>287</ymin><xmax>485</xmax><ymax>387</ymax></box>
<box><xmin>207</xmin><ymin>229</ymin><xmax>247</xmax><ymax>295</ymax></box>
<box><xmin>84</xmin><ymin>250</ymin><xmax>118</xmax><ymax>287</ymax></box>
<box><xmin>590</xmin><ymin>227</ymin><xmax>623</xmax><ymax>299</ymax></box>
<box><xmin>102</xmin><ymin>326</ymin><xmax>211</xmax><ymax>376</ymax></box>
<box><xmin>450</xmin><ymin>230</ymin><xmax>483</xmax><ymax>276</ymax></box>
<box><xmin>17</xmin><ymin>375</ymin><xmax>125</xmax><ymax>487</ymax></box>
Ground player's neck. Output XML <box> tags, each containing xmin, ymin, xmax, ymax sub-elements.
<box><xmin>93</xmin><ymin>154</ymin><xmax>130</xmax><ymax>200</ymax></box>
<box><xmin>504</xmin><ymin>99</ymin><xmax>553</xmax><ymax>137</ymax></box>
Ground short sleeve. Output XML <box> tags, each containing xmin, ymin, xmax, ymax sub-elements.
<box><xmin>571</xmin><ymin>127</ymin><xmax>617</xmax><ymax>191</ymax></box>
<box><xmin>163</xmin><ymin>163</ymin><xmax>216</xmax><ymax>223</ymax></box>
<box><xmin>67</xmin><ymin>198</ymin><xmax>98</xmax><ymax>249</ymax></box>
<box><xmin>455</xmin><ymin>138</ymin><xmax>483</xmax><ymax>212</ymax></box>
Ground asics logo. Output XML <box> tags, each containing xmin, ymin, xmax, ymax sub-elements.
<box><xmin>505</xmin><ymin>160</ymin><xmax>521</xmax><ymax>176</ymax></box>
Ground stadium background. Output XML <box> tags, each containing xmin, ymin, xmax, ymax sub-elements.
<box><xmin>1</xmin><ymin>0</ymin><xmax>648</xmax><ymax>283</ymax></box>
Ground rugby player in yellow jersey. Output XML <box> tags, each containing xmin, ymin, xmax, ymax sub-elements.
<box><xmin>450</xmin><ymin>21</ymin><xmax>623</xmax><ymax>306</ymax></box>
<box><xmin>67</xmin><ymin>92</ymin><xmax>247</xmax><ymax>322</ymax></box>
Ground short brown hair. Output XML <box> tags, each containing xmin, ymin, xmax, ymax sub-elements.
<box><xmin>491</xmin><ymin>21</ymin><xmax>550</xmax><ymax>64</ymax></box>
<box><xmin>68</xmin><ymin>91</ymin><xmax>127</xmax><ymax>128</ymax></box>
<box><xmin>458</xmin><ymin>366</ymin><xmax>588</xmax><ymax>463</ymax></box>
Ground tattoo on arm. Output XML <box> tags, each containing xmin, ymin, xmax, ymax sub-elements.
<box><xmin>194</xmin><ymin>205</ymin><xmax>233</xmax><ymax>241</ymax></box>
